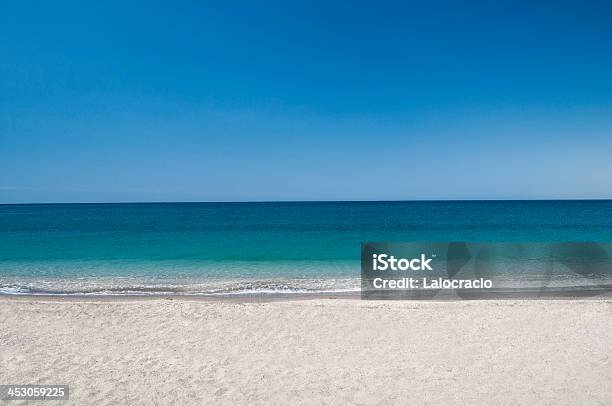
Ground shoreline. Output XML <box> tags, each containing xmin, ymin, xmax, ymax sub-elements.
<box><xmin>1</xmin><ymin>286</ymin><xmax>611</xmax><ymax>303</ymax></box>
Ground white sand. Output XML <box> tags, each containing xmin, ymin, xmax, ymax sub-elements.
<box><xmin>1</xmin><ymin>297</ymin><xmax>610</xmax><ymax>405</ymax></box>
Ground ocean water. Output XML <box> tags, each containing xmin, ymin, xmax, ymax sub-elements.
<box><xmin>1</xmin><ymin>201</ymin><xmax>611</xmax><ymax>295</ymax></box>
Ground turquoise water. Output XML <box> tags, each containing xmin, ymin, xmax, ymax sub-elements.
<box><xmin>1</xmin><ymin>201</ymin><xmax>611</xmax><ymax>295</ymax></box>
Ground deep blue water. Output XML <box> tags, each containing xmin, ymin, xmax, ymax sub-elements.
<box><xmin>1</xmin><ymin>201</ymin><xmax>611</xmax><ymax>294</ymax></box>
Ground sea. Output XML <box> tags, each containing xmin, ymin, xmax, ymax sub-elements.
<box><xmin>1</xmin><ymin>201</ymin><xmax>611</xmax><ymax>296</ymax></box>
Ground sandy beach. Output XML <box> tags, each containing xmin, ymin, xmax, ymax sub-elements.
<box><xmin>1</xmin><ymin>297</ymin><xmax>610</xmax><ymax>405</ymax></box>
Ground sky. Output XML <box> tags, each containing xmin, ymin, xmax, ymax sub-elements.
<box><xmin>1</xmin><ymin>0</ymin><xmax>611</xmax><ymax>203</ymax></box>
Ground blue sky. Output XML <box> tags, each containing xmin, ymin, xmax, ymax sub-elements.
<box><xmin>1</xmin><ymin>1</ymin><xmax>611</xmax><ymax>203</ymax></box>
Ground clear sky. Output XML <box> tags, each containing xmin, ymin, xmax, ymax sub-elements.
<box><xmin>1</xmin><ymin>1</ymin><xmax>611</xmax><ymax>203</ymax></box>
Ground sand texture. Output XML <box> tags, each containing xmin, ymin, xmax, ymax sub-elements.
<box><xmin>1</xmin><ymin>297</ymin><xmax>610</xmax><ymax>405</ymax></box>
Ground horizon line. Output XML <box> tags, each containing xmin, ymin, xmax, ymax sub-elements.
<box><xmin>1</xmin><ymin>198</ymin><xmax>612</xmax><ymax>206</ymax></box>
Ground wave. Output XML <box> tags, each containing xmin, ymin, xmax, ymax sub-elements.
<box><xmin>0</xmin><ymin>277</ymin><xmax>361</xmax><ymax>296</ymax></box>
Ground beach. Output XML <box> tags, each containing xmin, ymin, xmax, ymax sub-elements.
<box><xmin>1</xmin><ymin>296</ymin><xmax>610</xmax><ymax>405</ymax></box>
